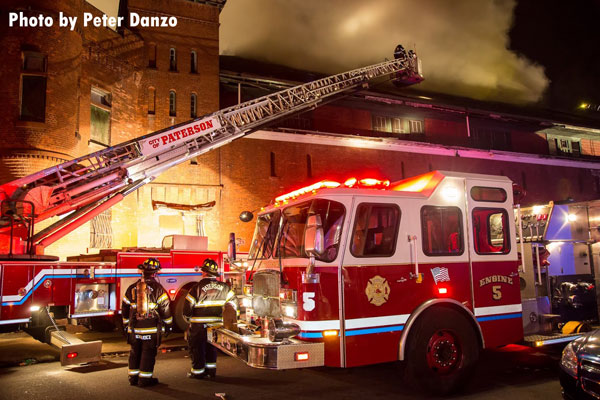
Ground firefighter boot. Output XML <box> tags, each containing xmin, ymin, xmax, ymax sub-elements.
<box><xmin>187</xmin><ymin>371</ymin><xmax>206</xmax><ymax>379</ymax></box>
<box><xmin>138</xmin><ymin>377</ymin><xmax>159</xmax><ymax>387</ymax></box>
<box><xmin>128</xmin><ymin>376</ymin><xmax>139</xmax><ymax>386</ymax></box>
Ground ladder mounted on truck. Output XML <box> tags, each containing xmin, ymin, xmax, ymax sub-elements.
<box><xmin>0</xmin><ymin>45</ymin><xmax>422</xmax><ymax>256</ymax></box>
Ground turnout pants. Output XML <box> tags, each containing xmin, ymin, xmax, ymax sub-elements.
<box><xmin>188</xmin><ymin>323</ymin><xmax>217</xmax><ymax>376</ymax></box>
<box><xmin>128</xmin><ymin>333</ymin><xmax>158</xmax><ymax>382</ymax></box>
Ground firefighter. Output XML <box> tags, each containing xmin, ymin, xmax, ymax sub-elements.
<box><xmin>122</xmin><ymin>258</ymin><xmax>173</xmax><ymax>387</ymax></box>
<box><xmin>184</xmin><ymin>258</ymin><xmax>237</xmax><ymax>379</ymax></box>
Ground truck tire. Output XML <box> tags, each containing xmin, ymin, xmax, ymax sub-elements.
<box><xmin>405</xmin><ymin>307</ymin><xmax>479</xmax><ymax>395</ymax></box>
<box><xmin>173</xmin><ymin>288</ymin><xmax>191</xmax><ymax>332</ymax></box>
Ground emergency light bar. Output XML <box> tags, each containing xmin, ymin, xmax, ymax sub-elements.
<box><xmin>274</xmin><ymin>177</ymin><xmax>390</xmax><ymax>203</ymax></box>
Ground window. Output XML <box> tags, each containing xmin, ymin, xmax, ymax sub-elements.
<box><xmin>190</xmin><ymin>51</ymin><xmax>197</xmax><ymax>73</ymax></box>
<box><xmin>421</xmin><ymin>206</ymin><xmax>463</xmax><ymax>256</ymax></box>
<box><xmin>90</xmin><ymin>209</ymin><xmax>112</xmax><ymax>248</ymax></box>
<box><xmin>470</xmin><ymin>186</ymin><xmax>507</xmax><ymax>202</ymax></box>
<box><xmin>472</xmin><ymin>208</ymin><xmax>510</xmax><ymax>254</ymax></box>
<box><xmin>169</xmin><ymin>90</ymin><xmax>176</xmax><ymax>117</ymax></box>
<box><xmin>148</xmin><ymin>87</ymin><xmax>155</xmax><ymax>115</ymax></box>
<box><xmin>20</xmin><ymin>51</ymin><xmax>47</xmax><ymax>122</ymax></box>
<box><xmin>169</xmin><ymin>47</ymin><xmax>177</xmax><ymax>71</ymax></box>
<box><xmin>190</xmin><ymin>93</ymin><xmax>197</xmax><ymax>118</ymax></box>
<box><xmin>409</xmin><ymin>119</ymin><xmax>423</xmax><ymax>133</ymax></box>
<box><xmin>306</xmin><ymin>154</ymin><xmax>312</xmax><ymax>178</ymax></box>
<box><xmin>270</xmin><ymin>152</ymin><xmax>276</xmax><ymax>177</ymax></box>
<box><xmin>351</xmin><ymin>203</ymin><xmax>400</xmax><ymax>257</ymax></box>
<box><xmin>471</xmin><ymin>126</ymin><xmax>510</xmax><ymax>151</ymax></box>
<box><xmin>249</xmin><ymin>211</ymin><xmax>281</xmax><ymax>260</ymax></box>
<box><xmin>279</xmin><ymin>199</ymin><xmax>345</xmax><ymax>262</ymax></box>
<box><xmin>147</xmin><ymin>44</ymin><xmax>156</xmax><ymax>68</ymax></box>
<box><xmin>373</xmin><ymin>115</ymin><xmax>423</xmax><ymax>135</ymax></box>
<box><xmin>373</xmin><ymin>115</ymin><xmax>391</xmax><ymax>132</ymax></box>
<box><xmin>90</xmin><ymin>88</ymin><xmax>111</xmax><ymax>145</ymax></box>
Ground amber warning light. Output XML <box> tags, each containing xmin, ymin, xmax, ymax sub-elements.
<box><xmin>295</xmin><ymin>352</ymin><xmax>310</xmax><ymax>361</ymax></box>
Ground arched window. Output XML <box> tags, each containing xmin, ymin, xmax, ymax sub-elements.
<box><xmin>190</xmin><ymin>51</ymin><xmax>197</xmax><ymax>73</ymax></box>
<box><xmin>169</xmin><ymin>90</ymin><xmax>176</xmax><ymax>117</ymax></box>
<box><xmin>148</xmin><ymin>87</ymin><xmax>155</xmax><ymax>115</ymax></box>
<box><xmin>169</xmin><ymin>47</ymin><xmax>177</xmax><ymax>71</ymax></box>
<box><xmin>190</xmin><ymin>93</ymin><xmax>197</xmax><ymax>118</ymax></box>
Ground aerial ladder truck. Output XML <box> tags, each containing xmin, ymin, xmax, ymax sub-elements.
<box><xmin>0</xmin><ymin>45</ymin><xmax>423</xmax><ymax>366</ymax></box>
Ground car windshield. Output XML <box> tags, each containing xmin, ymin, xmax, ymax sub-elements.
<box><xmin>248</xmin><ymin>210</ymin><xmax>281</xmax><ymax>259</ymax></box>
<box><xmin>278</xmin><ymin>199</ymin><xmax>345</xmax><ymax>262</ymax></box>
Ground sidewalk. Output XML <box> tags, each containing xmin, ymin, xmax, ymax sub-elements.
<box><xmin>0</xmin><ymin>328</ymin><xmax>188</xmax><ymax>368</ymax></box>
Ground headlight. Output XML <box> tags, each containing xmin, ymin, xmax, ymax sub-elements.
<box><xmin>241</xmin><ymin>297</ymin><xmax>252</xmax><ymax>308</ymax></box>
<box><xmin>283</xmin><ymin>304</ymin><xmax>297</xmax><ymax>318</ymax></box>
<box><xmin>561</xmin><ymin>341</ymin><xmax>578</xmax><ymax>377</ymax></box>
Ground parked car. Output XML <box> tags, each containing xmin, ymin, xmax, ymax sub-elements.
<box><xmin>560</xmin><ymin>329</ymin><xmax>600</xmax><ymax>399</ymax></box>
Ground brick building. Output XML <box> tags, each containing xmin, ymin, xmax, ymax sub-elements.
<box><xmin>1</xmin><ymin>0</ymin><xmax>600</xmax><ymax>259</ymax></box>
<box><xmin>0</xmin><ymin>0</ymin><xmax>226</xmax><ymax>258</ymax></box>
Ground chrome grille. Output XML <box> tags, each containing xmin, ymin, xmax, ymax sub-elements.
<box><xmin>252</xmin><ymin>270</ymin><xmax>281</xmax><ymax>318</ymax></box>
<box><xmin>581</xmin><ymin>357</ymin><xmax>600</xmax><ymax>399</ymax></box>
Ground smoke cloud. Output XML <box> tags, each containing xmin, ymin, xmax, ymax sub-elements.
<box><xmin>220</xmin><ymin>0</ymin><xmax>548</xmax><ymax>104</ymax></box>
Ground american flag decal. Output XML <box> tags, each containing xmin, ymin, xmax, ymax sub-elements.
<box><xmin>431</xmin><ymin>267</ymin><xmax>450</xmax><ymax>284</ymax></box>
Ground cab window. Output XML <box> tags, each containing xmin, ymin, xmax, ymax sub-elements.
<box><xmin>279</xmin><ymin>199</ymin><xmax>345</xmax><ymax>262</ymax></box>
<box><xmin>351</xmin><ymin>203</ymin><xmax>400</xmax><ymax>257</ymax></box>
<box><xmin>472</xmin><ymin>208</ymin><xmax>510</xmax><ymax>254</ymax></box>
<box><xmin>421</xmin><ymin>206</ymin><xmax>464</xmax><ymax>256</ymax></box>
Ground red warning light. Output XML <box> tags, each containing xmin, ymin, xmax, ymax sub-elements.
<box><xmin>67</xmin><ymin>352</ymin><xmax>78</xmax><ymax>359</ymax></box>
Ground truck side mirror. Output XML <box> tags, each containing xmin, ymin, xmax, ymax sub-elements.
<box><xmin>228</xmin><ymin>232</ymin><xmax>236</xmax><ymax>261</ymax></box>
<box><xmin>304</xmin><ymin>214</ymin><xmax>324</xmax><ymax>256</ymax></box>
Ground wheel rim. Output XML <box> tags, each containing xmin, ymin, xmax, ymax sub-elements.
<box><xmin>426</xmin><ymin>329</ymin><xmax>462</xmax><ymax>375</ymax></box>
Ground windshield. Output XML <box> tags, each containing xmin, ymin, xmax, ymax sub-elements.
<box><xmin>279</xmin><ymin>199</ymin><xmax>345</xmax><ymax>262</ymax></box>
<box><xmin>248</xmin><ymin>211</ymin><xmax>281</xmax><ymax>259</ymax></box>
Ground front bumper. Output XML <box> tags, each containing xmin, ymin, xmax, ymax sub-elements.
<box><xmin>209</xmin><ymin>327</ymin><xmax>324</xmax><ymax>370</ymax></box>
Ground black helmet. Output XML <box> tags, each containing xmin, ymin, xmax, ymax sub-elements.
<box><xmin>201</xmin><ymin>258</ymin><xmax>219</xmax><ymax>276</ymax></box>
<box><xmin>139</xmin><ymin>258</ymin><xmax>161</xmax><ymax>273</ymax></box>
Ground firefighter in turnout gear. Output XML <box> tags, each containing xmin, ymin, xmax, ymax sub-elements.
<box><xmin>184</xmin><ymin>258</ymin><xmax>237</xmax><ymax>379</ymax></box>
<box><xmin>122</xmin><ymin>258</ymin><xmax>173</xmax><ymax>387</ymax></box>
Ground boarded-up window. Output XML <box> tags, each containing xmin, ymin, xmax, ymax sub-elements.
<box><xmin>148</xmin><ymin>43</ymin><xmax>156</xmax><ymax>68</ymax></box>
<box><xmin>148</xmin><ymin>87</ymin><xmax>155</xmax><ymax>115</ymax></box>
<box><xmin>90</xmin><ymin>209</ymin><xmax>112</xmax><ymax>248</ymax></box>
<box><xmin>90</xmin><ymin>88</ymin><xmax>111</xmax><ymax>145</ymax></box>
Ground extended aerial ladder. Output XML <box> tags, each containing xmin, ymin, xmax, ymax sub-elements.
<box><xmin>0</xmin><ymin>45</ymin><xmax>422</xmax><ymax>257</ymax></box>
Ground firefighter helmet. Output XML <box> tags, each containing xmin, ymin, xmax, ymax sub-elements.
<box><xmin>139</xmin><ymin>257</ymin><xmax>161</xmax><ymax>272</ymax></box>
<box><xmin>201</xmin><ymin>258</ymin><xmax>219</xmax><ymax>276</ymax></box>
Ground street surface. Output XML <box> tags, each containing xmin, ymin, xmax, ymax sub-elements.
<box><xmin>0</xmin><ymin>342</ymin><xmax>564</xmax><ymax>400</ymax></box>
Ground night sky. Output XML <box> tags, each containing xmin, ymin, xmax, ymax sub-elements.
<box><xmin>509</xmin><ymin>0</ymin><xmax>600</xmax><ymax>114</ymax></box>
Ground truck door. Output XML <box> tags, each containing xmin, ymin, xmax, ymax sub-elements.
<box><xmin>0</xmin><ymin>262</ymin><xmax>34</xmax><ymax>324</ymax></box>
<box><xmin>341</xmin><ymin>196</ymin><xmax>407</xmax><ymax>367</ymax></box>
<box><xmin>467</xmin><ymin>182</ymin><xmax>522</xmax><ymax>347</ymax></box>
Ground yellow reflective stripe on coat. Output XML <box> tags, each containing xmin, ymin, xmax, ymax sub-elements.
<box><xmin>163</xmin><ymin>316</ymin><xmax>173</xmax><ymax>325</ymax></box>
<box><xmin>133</xmin><ymin>327</ymin><xmax>158</xmax><ymax>334</ymax></box>
<box><xmin>194</xmin><ymin>300</ymin><xmax>226</xmax><ymax>308</ymax></box>
<box><xmin>225</xmin><ymin>291</ymin><xmax>236</xmax><ymax>301</ymax></box>
<box><xmin>157</xmin><ymin>293</ymin><xmax>168</xmax><ymax>304</ymax></box>
<box><xmin>122</xmin><ymin>318</ymin><xmax>130</xmax><ymax>324</ymax></box>
<box><xmin>186</xmin><ymin>294</ymin><xmax>196</xmax><ymax>306</ymax></box>
<box><xmin>122</xmin><ymin>296</ymin><xmax>131</xmax><ymax>305</ymax></box>
<box><xmin>189</xmin><ymin>317</ymin><xmax>222</xmax><ymax>323</ymax></box>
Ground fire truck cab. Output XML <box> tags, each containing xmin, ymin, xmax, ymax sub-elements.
<box><xmin>212</xmin><ymin>170</ymin><xmax>521</xmax><ymax>393</ymax></box>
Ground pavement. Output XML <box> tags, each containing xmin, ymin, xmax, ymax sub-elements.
<box><xmin>0</xmin><ymin>327</ymin><xmax>188</xmax><ymax>368</ymax></box>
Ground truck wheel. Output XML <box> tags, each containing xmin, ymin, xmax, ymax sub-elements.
<box><xmin>173</xmin><ymin>288</ymin><xmax>190</xmax><ymax>332</ymax></box>
<box><xmin>405</xmin><ymin>307</ymin><xmax>479</xmax><ymax>395</ymax></box>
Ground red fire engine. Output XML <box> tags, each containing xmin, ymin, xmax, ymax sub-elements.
<box><xmin>212</xmin><ymin>171</ymin><xmax>600</xmax><ymax>394</ymax></box>
<box><xmin>0</xmin><ymin>46</ymin><xmax>423</xmax><ymax>365</ymax></box>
